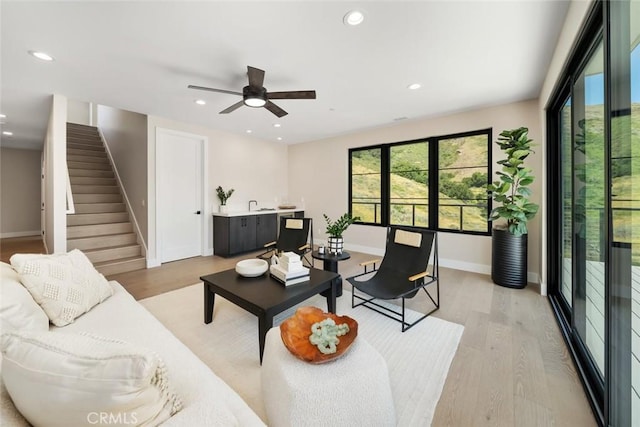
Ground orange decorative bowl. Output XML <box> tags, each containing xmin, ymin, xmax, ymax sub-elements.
<box><xmin>280</xmin><ymin>306</ymin><xmax>358</xmax><ymax>364</ymax></box>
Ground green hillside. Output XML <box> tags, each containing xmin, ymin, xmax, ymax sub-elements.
<box><xmin>351</xmin><ymin>137</ymin><xmax>488</xmax><ymax>231</ymax></box>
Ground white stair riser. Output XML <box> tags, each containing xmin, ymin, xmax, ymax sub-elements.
<box><xmin>67</xmin><ymin>155</ymin><xmax>109</xmax><ymax>164</ymax></box>
<box><xmin>96</xmin><ymin>257</ymin><xmax>146</xmax><ymax>276</ymax></box>
<box><xmin>67</xmin><ymin>222</ymin><xmax>133</xmax><ymax>239</ymax></box>
<box><xmin>67</xmin><ymin>233</ymin><xmax>137</xmax><ymax>251</ymax></box>
<box><xmin>73</xmin><ymin>203</ymin><xmax>126</xmax><ymax>214</ymax></box>
<box><xmin>67</xmin><ymin>137</ymin><xmax>102</xmax><ymax>144</ymax></box>
<box><xmin>68</xmin><ymin>143</ymin><xmax>104</xmax><ymax>152</ymax></box>
<box><xmin>69</xmin><ymin>176</ymin><xmax>116</xmax><ymax>186</ymax></box>
<box><xmin>68</xmin><ymin>169</ymin><xmax>114</xmax><ymax>178</ymax></box>
<box><xmin>68</xmin><ymin>161</ymin><xmax>112</xmax><ymax>171</ymax></box>
<box><xmin>85</xmin><ymin>245</ymin><xmax>141</xmax><ymax>263</ymax></box>
<box><xmin>71</xmin><ymin>185</ymin><xmax>120</xmax><ymax>194</ymax></box>
<box><xmin>73</xmin><ymin>193</ymin><xmax>122</xmax><ymax>203</ymax></box>
<box><xmin>67</xmin><ymin>149</ymin><xmax>107</xmax><ymax>158</ymax></box>
<box><xmin>67</xmin><ymin>212</ymin><xmax>129</xmax><ymax>226</ymax></box>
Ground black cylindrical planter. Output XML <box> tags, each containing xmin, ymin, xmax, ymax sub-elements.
<box><xmin>491</xmin><ymin>228</ymin><xmax>527</xmax><ymax>288</ymax></box>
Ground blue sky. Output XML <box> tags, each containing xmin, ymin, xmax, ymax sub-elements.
<box><xmin>585</xmin><ymin>44</ymin><xmax>639</xmax><ymax>105</ymax></box>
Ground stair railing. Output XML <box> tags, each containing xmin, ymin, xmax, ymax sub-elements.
<box><xmin>65</xmin><ymin>162</ymin><xmax>75</xmax><ymax>214</ymax></box>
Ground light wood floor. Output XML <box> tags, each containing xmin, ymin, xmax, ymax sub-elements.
<box><xmin>0</xmin><ymin>236</ymin><xmax>46</xmax><ymax>263</ymax></box>
<box><xmin>2</xmin><ymin>238</ymin><xmax>597</xmax><ymax>426</ymax></box>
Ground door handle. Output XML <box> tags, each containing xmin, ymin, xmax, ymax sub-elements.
<box><xmin>195</xmin><ymin>211</ymin><xmax>201</xmax><ymax>215</ymax></box>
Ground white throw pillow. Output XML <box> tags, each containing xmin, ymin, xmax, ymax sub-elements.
<box><xmin>10</xmin><ymin>250</ymin><xmax>113</xmax><ymax>326</ymax></box>
<box><xmin>1</xmin><ymin>330</ymin><xmax>183</xmax><ymax>427</ymax></box>
<box><xmin>0</xmin><ymin>262</ymin><xmax>49</xmax><ymax>333</ymax></box>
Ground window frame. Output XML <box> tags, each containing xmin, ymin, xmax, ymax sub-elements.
<box><xmin>348</xmin><ymin>128</ymin><xmax>492</xmax><ymax>235</ymax></box>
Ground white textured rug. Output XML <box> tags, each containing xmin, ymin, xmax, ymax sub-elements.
<box><xmin>140</xmin><ymin>284</ymin><xmax>463</xmax><ymax>426</ymax></box>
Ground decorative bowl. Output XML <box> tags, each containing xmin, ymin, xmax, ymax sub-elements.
<box><xmin>235</xmin><ymin>259</ymin><xmax>268</xmax><ymax>277</ymax></box>
<box><xmin>280</xmin><ymin>306</ymin><xmax>358</xmax><ymax>364</ymax></box>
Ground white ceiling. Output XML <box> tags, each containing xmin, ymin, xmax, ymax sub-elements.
<box><xmin>0</xmin><ymin>1</ymin><xmax>570</xmax><ymax>150</ymax></box>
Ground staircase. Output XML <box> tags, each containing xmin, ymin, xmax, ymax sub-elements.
<box><xmin>66</xmin><ymin>123</ymin><xmax>146</xmax><ymax>276</ymax></box>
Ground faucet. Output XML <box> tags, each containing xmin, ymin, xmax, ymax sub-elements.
<box><xmin>248</xmin><ymin>200</ymin><xmax>257</xmax><ymax>211</ymax></box>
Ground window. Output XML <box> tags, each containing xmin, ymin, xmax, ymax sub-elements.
<box><xmin>350</xmin><ymin>148</ymin><xmax>382</xmax><ymax>224</ymax></box>
<box><xmin>438</xmin><ymin>133</ymin><xmax>490</xmax><ymax>232</ymax></box>
<box><xmin>390</xmin><ymin>141</ymin><xmax>429</xmax><ymax>227</ymax></box>
<box><xmin>349</xmin><ymin>128</ymin><xmax>491</xmax><ymax>234</ymax></box>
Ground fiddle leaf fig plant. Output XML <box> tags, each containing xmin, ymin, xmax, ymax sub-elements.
<box><xmin>487</xmin><ymin>127</ymin><xmax>539</xmax><ymax>236</ymax></box>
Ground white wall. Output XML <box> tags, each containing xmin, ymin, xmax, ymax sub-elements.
<box><xmin>0</xmin><ymin>148</ymin><xmax>42</xmax><ymax>237</ymax></box>
<box><xmin>288</xmin><ymin>99</ymin><xmax>542</xmax><ymax>280</ymax></box>
<box><xmin>145</xmin><ymin>115</ymin><xmax>289</xmax><ymax>267</ymax></box>
<box><xmin>537</xmin><ymin>0</ymin><xmax>594</xmax><ymax>291</ymax></box>
<box><xmin>97</xmin><ymin>105</ymin><xmax>148</xmax><ymax>249</ymax></box>
<box><xmin>67</xmin><ymin>99</ymin><xmax>91</xmax><ymax>126</ymax></box>
<box><xmin>43</xmin><ymin>94</ymin><xmax>68</xmax><ymax>254</ymax></box>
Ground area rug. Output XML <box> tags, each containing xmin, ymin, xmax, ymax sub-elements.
<box><xmin>140</xmin><ymin>284</ymin><xmax>463</xmax><ymax>426</ymax></box>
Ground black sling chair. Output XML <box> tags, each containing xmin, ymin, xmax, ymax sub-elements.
<box><xmin>259</xmin><ymin>217</ymin><xmax>313</xmax><ymax>266</ymax></box>
<box><xmin>347</xmin><ymin>226</ymin><xmax>439</xmax><ymax>331</ymax></box>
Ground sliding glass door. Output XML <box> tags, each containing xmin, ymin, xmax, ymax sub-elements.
<box><xmin>609</xmin><ymin>1</ymin><xmax>639</xmax><ymax>425</ymax></box>
<box><xmin>574</xmin><ymin>38</ymin><xmax>606</xmax><ymax>377</ymax></box>
<box><xmin>547</xmin><ymin>1</ymin><xmax>639</xmax><ymax>425</ymax></box>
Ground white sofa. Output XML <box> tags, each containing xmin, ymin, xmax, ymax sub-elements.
<box><xmin>0</xmin><ymin>261</ymin><xmax>265</xmax><ymax>426</ymax></box>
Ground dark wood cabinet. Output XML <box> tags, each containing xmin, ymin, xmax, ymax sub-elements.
<box><xmin>214</xmin><ymin>213</ymin><xmax>278</xmax><ymax>257</ymax></box>
<box><xmin>228</xmin><ymin>216</ymin><xmax>257</xmax><ymax>255</ymax></box>
<box><xmin>255</xmin><ymin>214</ymin><xmax>277</xmax><ymax>247</ymax></box>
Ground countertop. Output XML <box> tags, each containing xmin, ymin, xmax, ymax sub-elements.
<box><xmin>212</xmin><ymin>208</ymin><xmax>303</xmax><ymax>217</ymax></box>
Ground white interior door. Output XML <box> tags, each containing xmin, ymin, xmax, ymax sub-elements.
<box><xmin>157</xmin><ymin>130</ymin><xmax>204</xmax><ymax>263</ymax></box>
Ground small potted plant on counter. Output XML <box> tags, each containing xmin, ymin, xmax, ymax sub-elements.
<box><xmin>323</xmin><ymin>213</ymin><xmax>361</xmax><ymax>254</ymax></box>
<box><xmin>216</xmin><ymin>186</ymin><xmax>234</xmax><ymax>213</ymax></box>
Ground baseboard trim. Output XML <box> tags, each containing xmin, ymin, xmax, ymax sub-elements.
<box><xmin>0</xmin><ymin>230</ymin><xmax>41</xmax><ymax>239</ymax></box>
<box><xmin>340</xmin><ymin>241</ymin><xmax>539</xmax><ymax>284</ymax></box>
<box><xmin>146</xmin><ymin>257</ymin><xmax>161</xmax><ymax>269</ymax></box>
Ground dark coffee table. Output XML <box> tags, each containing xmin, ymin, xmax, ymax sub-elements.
<box><xmin>201</xmin><ymin>267</ymin><xmax>339</xmax><ymax>363</ymax></box>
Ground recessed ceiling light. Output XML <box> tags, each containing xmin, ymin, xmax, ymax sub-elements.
<box><xmin>407</xmin><ymin>83</ymin><xmax>421</xmax><ymax>90</ymax></box>
<box><xmin>273</xmin><ymin>123</ymin><xmax>281</xmax><ymax>128</ymax></box>
<box><xmin>28</xmin><ymin>50</ymin><xmax>54</xmax><ymax>61</ymax></box>
<box><xmin>0</xmin><ymin>114</ymin><xmax>6</xmax><ymax>118</ymax></box>
<box><xmin>195</xmin><ymin>99</ymin><xmax>206</xmax><ymax>105</ymax></box>
<box><xmin>344</xmin><ymin>10</ymin><xmax>365</xmax><ymax>26</ymax></box>
<box><xmin>246</xmin><ymin>130</ymin><xmax>252</xmax><ymax>134</ymax></box>
<box><xmin>2</xmin><ymin>131</ymin><xmax>14</xmax><ymax>136</ymax></box>
<box><xmin>277</xmin><ymin>137</ymin><xmax>283</xmax><ymax>141</ymax></box>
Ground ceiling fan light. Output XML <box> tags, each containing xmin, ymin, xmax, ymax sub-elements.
<box><xmin>244</xmin><ymin>97</ymin><xmax>267</xmax><ymax>108</ymax></box>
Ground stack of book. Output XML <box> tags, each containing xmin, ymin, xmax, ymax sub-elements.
<box><xmin>270</xmin><ymin>252</ymin><xmax>310</xmax><ymax>286</ymax></box>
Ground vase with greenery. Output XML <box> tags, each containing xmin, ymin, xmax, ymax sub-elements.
<box><xmin>487</xmin><ymin>127</ymin><xmax>539</xmax><ymax>288</ymax></box>
<box><xmin>216</xmin><ymin>186</ymin><xmax>234</xmax><ymax>213</ymax></box>
<box><xmin>323</xmin><ymin>213</ymin><xmax>360</xmax><ymax>254</ymax></box>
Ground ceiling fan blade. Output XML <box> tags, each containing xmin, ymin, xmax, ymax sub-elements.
<box><xmin>188</xmin><ymin>85</ymin><xmax>242</xmax><ymax>96</ymax></box>
<box><xmin>264</xmin><ymin>101</ymin><xmax>288</xmax><ymax>118</ymax></box>
<box><xmin>219</xmin><ymin>100</ymin><xmax>245</xmax><ymax>114</ymax></box>
<box><xmin>247</xmin><ymin>66</ymin><xmax>265</xmax><ymax>88</ymax></box>
<box><xmin>267</xmin><ymin>90</ymin><xmax>316</xmax><ymax>100</ymax></box>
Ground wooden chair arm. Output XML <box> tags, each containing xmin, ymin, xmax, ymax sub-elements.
<box><xmin>263</xmin><ymin>241</ymin><xmax>277</xmax><ymax>248</ymax></box>
<box><xmin>360</xmin><ymin>259</ymin><xmax>382</xmax><ymax>267</ymax></box>
<box><xmin>408</xmin><ymin>271</ymin><xmax>430</xmax><ymax>282</ymax></box>
<box><xmin>298</xmin><ymin>243</ymin><xmax>311</xmax><ymax>251</ymax></box>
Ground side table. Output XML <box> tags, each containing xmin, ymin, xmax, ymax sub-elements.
<box><xmin>312</xmin><ymin>250</ymin><xmax>350</xmax><ymax>297</ymax></box>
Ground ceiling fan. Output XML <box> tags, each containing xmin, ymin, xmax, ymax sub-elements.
<box><xmin>188</xmin><ymin>66</ymin><xmax>316</xmax><ymax>118</ymax></box>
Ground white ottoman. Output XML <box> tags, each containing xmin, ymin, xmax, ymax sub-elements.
<box><xmin>261</xmin><ymin>327</ymin><xmax>395</xmax><ymax>427</ymax></box>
